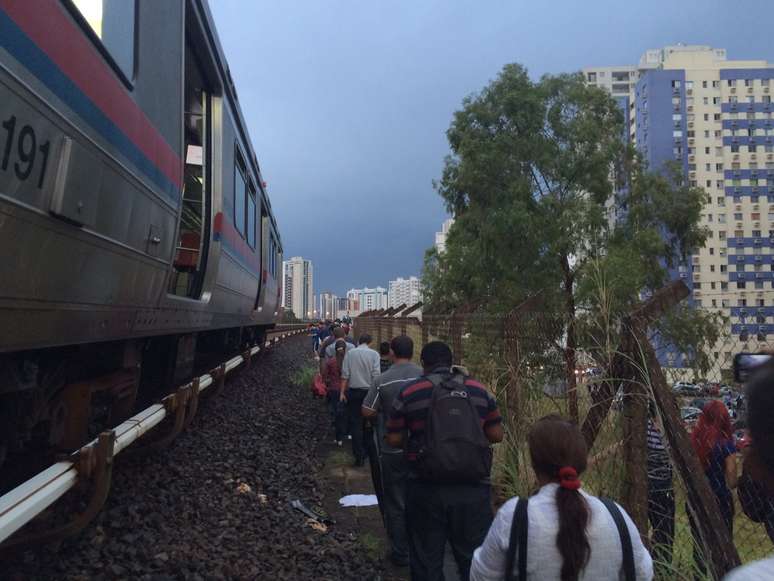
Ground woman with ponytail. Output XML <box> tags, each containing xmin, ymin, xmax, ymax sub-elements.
<box><xmin>470</xmin><ymin>415</ymin><xmax>652</xmax><ymax>580</ymax></box>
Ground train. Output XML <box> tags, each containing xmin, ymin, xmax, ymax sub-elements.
<box><xmin>0</xmin><ymin>0</ymin><xmax>283</xmax><ymax>469</ymax></box>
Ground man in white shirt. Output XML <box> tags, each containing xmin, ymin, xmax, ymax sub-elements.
<box><xmin>340</xmin><ymin>334</ymin><xmax>380</xmax><ymax>466</ymax></box>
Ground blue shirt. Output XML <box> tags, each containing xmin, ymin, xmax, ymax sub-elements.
<box><xmin>706</xmin><ymin>440</ymin><xmax>736</xmax><ymax>500</ymax></box>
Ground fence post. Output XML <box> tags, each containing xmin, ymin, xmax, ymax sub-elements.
<box><xmin>632</xmin><ymin>326</ymin><xmax>741</xmax><ymax>578</ymax></box>
<box><xmin>385</xmin><ymin>316</ymin><xmax>394</xmax><ymax>345</ymax></box>
<box><xmin>580</xmin><ymin>281</ymin><xmax>691</xmax><ymax>450</ymax></box>
<box><xmin>619</xmin><ymin>317</ymin><xmax>649</xmax><ymax>540</ymax></box>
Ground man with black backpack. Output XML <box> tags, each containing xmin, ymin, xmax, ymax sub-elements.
<box><xmin>386</xmin><ymin>341</ymin><xmax>503</xmax><ymax>581</ymax></box>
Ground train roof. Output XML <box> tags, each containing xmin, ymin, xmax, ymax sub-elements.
<box><xmin>194</xmin><ymin>0</ymin><xmax>282</xmax><ymax>247</ymax></box>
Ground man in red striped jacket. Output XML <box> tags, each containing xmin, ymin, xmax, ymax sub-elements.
<box><xmin>386</xmin><ymin>341</ymin><xmax>503</xmax><ymax>581</ymax></box>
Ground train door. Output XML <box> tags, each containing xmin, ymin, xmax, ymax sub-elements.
<box><xmin>169</xmin><ymin>39</ymin><xmax>213</xmax><ymax>298</ymax></box>
<box><xmin>254</xmin><ymin>207</ymin><xmax>269</xmax><ymax>310</ymax></box>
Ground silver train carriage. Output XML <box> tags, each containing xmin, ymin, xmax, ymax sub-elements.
<box><xmin>0</xmin><ymin>0</ymin><xmax>283</xmax><ymax>467</ymax></box>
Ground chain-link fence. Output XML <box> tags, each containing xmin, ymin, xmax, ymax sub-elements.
<box><xmin>353</xmin><ymin>286</ymin><xmax>773</xmax><ymax>580</ymax></box>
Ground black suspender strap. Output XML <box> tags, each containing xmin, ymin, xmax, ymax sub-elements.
<box><xmin>600</xmin><ymin>498</ymin><xmax>636</xmax><ymax>581</ymax></box>
<box><xmin>505</xmin><ymin>497</ymin><xmax>529</xmax><ymax>581</ymax></box>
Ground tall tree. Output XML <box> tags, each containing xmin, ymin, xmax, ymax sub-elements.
<box><xmin>425</xmin><ymin>64</ymin><xmax>711</xmax><ymax>419</ymax></box>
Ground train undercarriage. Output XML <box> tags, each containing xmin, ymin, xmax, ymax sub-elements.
<box><xmin>0</xmin><ymin>325</ymin><xmax>267</xmax><ymax>481</ymax></box>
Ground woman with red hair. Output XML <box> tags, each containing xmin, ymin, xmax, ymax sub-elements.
<box><xmin>690</xmin><ymin>400</ymin><xmax>738</xmax><ymax>573</ymax></box>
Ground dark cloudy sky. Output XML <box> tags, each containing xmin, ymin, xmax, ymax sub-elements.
<box><xmin>209</xmin><ymin>0</ymin><xmax>774</xmax><ymax>297</ymax></box>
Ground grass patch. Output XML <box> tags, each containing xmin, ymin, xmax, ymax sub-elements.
<box><xmin>291</xmin><ymin>364</ymin><xmax>317</xmax><ymax>388</ymax></box>
<box><xmin>326</xmin><ymin>449</ymin><xmax>351</xmax><ymax>469</ymax></box>
<box><xmin>358</xmin><ymin>531</ymin><xmax>383</xmax><ymax>560</ymax></box>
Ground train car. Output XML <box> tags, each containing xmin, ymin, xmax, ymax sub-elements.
<box><xmin>0</xmin><ymin>0</ymin><xmax>283</xmax><ymax>468</ymax></box>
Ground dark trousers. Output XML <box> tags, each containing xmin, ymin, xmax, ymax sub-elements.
<box><xmin>688</xmin><ymin>494</ymin><xmax>734</xmax><ymax>577</ymax></box>
<box><xmin>406</xmin><ymin>480</ymin><xmax>493</xmax><ymax>581</ymax></box>
<box><xmin>381</xmin><ymin>452</ymin><xmax>410</xmax><ymax>562</ymax></box>
<box><xmin>647</xmin><ymin>480</ymin><xmax>675</xmax><ymax>575</ymax></box>
<box><xmin>325</xmin><ymin>391</ymin><xmax>345</xmax><ymax>442</ymax></box>
<box><xmin>346</xmin><ymin>389</ymin><xmax>368</xmax><ymax>463</ymax></box>
<box><xmin>365</xmin><ymin>427</ymin><xmax>384</xmax><ymax>513</ymax></box>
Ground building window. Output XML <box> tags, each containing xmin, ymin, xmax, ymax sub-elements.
<box><xmin>587</xmin><ymin>72</ymin><xmax>597</xmax><ymax>82</ymax></box>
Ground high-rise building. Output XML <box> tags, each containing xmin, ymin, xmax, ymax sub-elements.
<box><xmin>590</xmin><ymin>45</ymin><xmax>774</xmax><ymax>369</ymax></box>
<box><xmin>282</xmin><ymin>256</ymin><xmax>314</xmax><ymax>320</ymax></box>
<box><xmin>336</xmin><ymin>297</ymin><xmax>350</xmax><ymax>318</ymax></box>
<box><xmin>434</xmin><ymin>218</ymin><xmax>454</xmax><ymax>254</ymax></box>
<box><xmin>582</xmin><ymin>65</ymin><xmax>641</xmax><ymax>99</ymax></box>
<box><xmin>388</xmin><ymin>276</ymin><xmax>422</xmax><ymax>308</ymax></box>
<box><xmin>347</xmin><ymin>287</ymin><xmax>388</xmax><ymax>315</ymax></box>
<box><xmin>319</xmin><ymin>291</ymin><xmax>337</xmax><ymax>320</ymax></box>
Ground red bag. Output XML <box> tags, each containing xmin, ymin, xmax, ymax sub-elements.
<box><xmin>311</xmin><ymin>373</ymin><xmax>326</xmax><ymax>397</ymax></box>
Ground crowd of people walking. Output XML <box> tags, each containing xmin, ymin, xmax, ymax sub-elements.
<box><xmin>308</xmin><ymin>321</ymin><xmax>774</xmax><ymax>580</ymax></box>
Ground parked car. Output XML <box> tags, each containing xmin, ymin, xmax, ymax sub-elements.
<box><xmin>702</xmin><ymin>383</ymin><xmax>720</xmax><ymax>396</ymax></box>
<box><xmin>680</xmin><ymin>406</ymin><xmax>702</xmax><ymax>426</ymax></box>
<box><xmin>689</xmin><ymin>398</ymin><xmax>711</xmax><ymax>410</ymax></box>
<box><xmin>719</xmin><ymin>385</ymin><xmax>735</xmax><ymax>397</ymax></box>
<box><xmin>673</xmin><ymin>382</ymin><xmax>701</xmax><ymax>396</ymax></box>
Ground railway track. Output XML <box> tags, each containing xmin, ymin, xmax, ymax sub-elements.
<box><xmin>0</xmin><ymin>325</ymin><xmax>308</xmax><ymax>550</ymax></box>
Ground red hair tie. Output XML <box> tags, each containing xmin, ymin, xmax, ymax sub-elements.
<box><xmin>558</xmin><ymin>466</ymin><xmax>581</xmax><ymax>490</ymax></box>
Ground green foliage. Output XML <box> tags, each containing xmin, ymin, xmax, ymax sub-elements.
<box><xmin>291</xmin><ymin>364</ymin><xmax>317</xmax><ymax>388</ymax></box>
<box><xmin>281</xmin><ymin>309</ymin><xmax>300</xmax><ymax>323</ymax></box>
<box><xmin>425</xmin><ymin>62</ymin><xmax>719</xmax><ymax>366</ymax></box>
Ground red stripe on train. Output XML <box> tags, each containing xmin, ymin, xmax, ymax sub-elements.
<box><xmin>2</xmin><ymin>0</ymin><xmax>182</xmax><ymax>190</ymax></box>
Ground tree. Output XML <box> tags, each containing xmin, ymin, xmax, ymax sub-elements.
<box><xmin>425</xmin><ymin>64</ymin><xmax>712</xmax><ymax>420</ymax></box>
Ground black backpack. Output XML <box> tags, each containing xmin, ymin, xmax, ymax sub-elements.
<box><xmin>504</xmin><ymin>496</ymin><xmax>636</xmax><ymax>581</ymax></box>
<box><xmin>415</xmin><ymin>372</ymin><xmax>493</xmax><ymax>483</ymax></box>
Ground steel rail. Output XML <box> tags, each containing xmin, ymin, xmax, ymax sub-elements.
<box><xmin>0</xmin><ymin>328</ymin><xmax>306</xmax><ymax>545</ymax></box>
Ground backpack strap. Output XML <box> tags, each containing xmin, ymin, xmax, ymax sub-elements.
<box><xmin>505</xmin><ymin>497</ymin><xmax>529</xmax><ymax>581</ymax></box>
<box><xmin>600</xmin><ymin>498</ymin><xmax>635</xmax><ymax>581</ymax></box>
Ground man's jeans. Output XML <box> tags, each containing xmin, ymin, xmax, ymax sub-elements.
<box><xmin>406</xmin><ymin>480</ymin><xmax>492</xmax><ymax>581</ymax></box>
<box><xmin>381</xmin><ymin>452</ymin><xmax>410</xmax><ymax>562</ymax></box>
<box><xmin>345</xmin><ymin>388</ymin><xmax>368</xmax><ymax>463</ymax></box>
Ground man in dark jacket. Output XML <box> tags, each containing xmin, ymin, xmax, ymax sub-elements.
<box><xmin>386</xmin><ymin>341</ymin><xmax>503</xmax><ymax>581</ymax></box>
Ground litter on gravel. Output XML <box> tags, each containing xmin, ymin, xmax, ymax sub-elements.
<box><xmin>339</xmin><ymin>494</ymin><xmax>379</xmax><ymax>507</ymax></box>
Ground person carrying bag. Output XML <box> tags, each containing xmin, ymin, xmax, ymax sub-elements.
<box><xmin>470</xmin><ymin>415</ymin><xmax>653</xmax><ymax>581</ymax></box>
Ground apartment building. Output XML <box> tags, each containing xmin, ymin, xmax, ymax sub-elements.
<box><xmin>388</xmin><ymin>276</ymin><xmax>422</xmax><ymax>309</ymax></box>
<box><xmin>588</xmin><ymin>45</ymin><xmax>774</xmax><ymax>371</ymax></box>
<box><xmin>347</xmin><ymin>287</ymin><xmax>388</xmax><ymax>315</ymax></box>
<box><xmin>282</xmin><ymin>256</ymin><xmax>314</xmax><ymax>320</ymax></box>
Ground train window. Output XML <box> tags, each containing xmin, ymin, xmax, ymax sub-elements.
<box><xmin>67</xmin><ymin>0</ymin><xmax>136</xmax><ymax>82</ymax></box>
<box><xmin>247</xmin><ymin>183</ymin><xmax>256</xmax><ymax>248</ymax></box>
<box><xmin>268</xmin><ymin>236</ymin><xmax>274</xmax><ymax>277</ymax></box>
<box><xmin>234</xmin><ymin>155</ymin><xmax>247</xmax><ymax>237</ymax></box>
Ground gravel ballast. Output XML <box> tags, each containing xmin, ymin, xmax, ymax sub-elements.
<box><xmin>2</xmin><ymin>336</ymin><xmax>382</xmax><ymax>580</ymax></box>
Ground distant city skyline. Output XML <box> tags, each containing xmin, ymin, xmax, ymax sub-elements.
<box><xmin>209</xmin><ymin>1</ymin><xmax>774</xmax><ymax>295</ymax></box>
